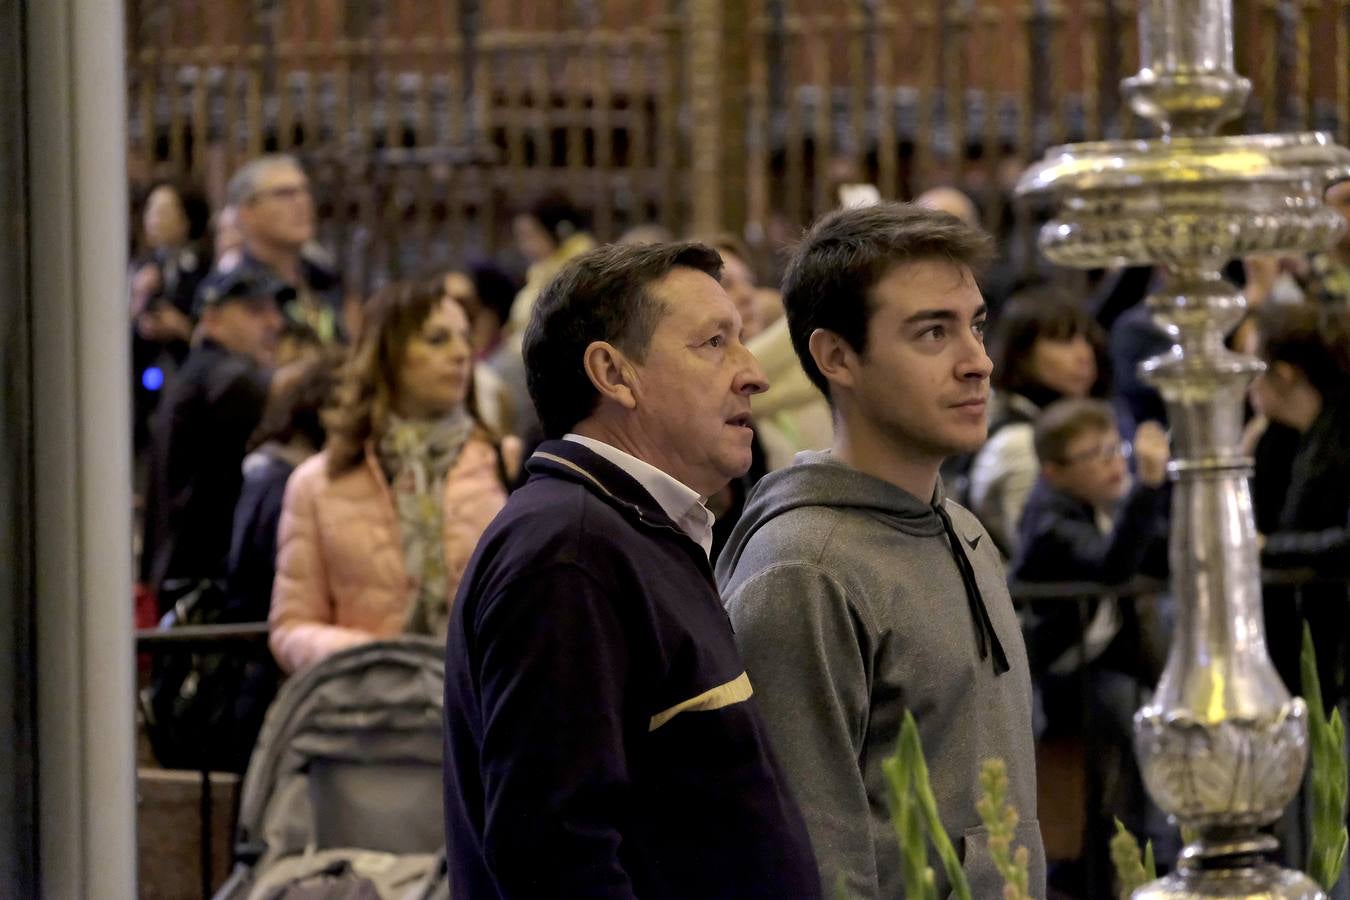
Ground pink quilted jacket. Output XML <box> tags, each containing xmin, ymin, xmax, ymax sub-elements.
<box><xmin>269</xmin><ymin>438</ymin><xmax>506</xmax><ymax>673</ymax></box>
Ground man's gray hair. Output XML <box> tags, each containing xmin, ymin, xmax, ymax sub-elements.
<box><xmin>226</xmin><ymin>154</ymin><xmax>305</xmax><ymax>206</ymax></box>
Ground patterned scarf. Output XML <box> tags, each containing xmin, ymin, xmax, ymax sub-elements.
<box><xmin>376</xmin><ymin>410</ymin><xmax>476</xmax><ymax>638</ymax></box>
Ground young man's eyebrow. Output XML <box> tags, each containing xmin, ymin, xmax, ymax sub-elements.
<box><xmin>902</xmin><ymin>303</ymin><xmax>987</xmax><ymax>326</ymax></box>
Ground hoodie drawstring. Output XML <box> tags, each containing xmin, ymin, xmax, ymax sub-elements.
<box><xmin>935</xmin><ymin>504</ymin><xmax>1010</xmax><ymax>676</ymax></box>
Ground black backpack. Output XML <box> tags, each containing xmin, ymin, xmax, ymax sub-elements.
<box><xmin>140</xmin><ymin>578</ymin><xmax>280</xmax><ymax>772</ymax></box>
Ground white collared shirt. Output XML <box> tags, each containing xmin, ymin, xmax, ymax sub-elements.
<box><xmin>563</xmin><ymin>433</ymin><xmax>716</xmax><ymax>558</ymax></box>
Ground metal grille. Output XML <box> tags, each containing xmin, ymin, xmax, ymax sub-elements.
<box><xmin>126</xmin><ymin>0</ymin><xmax>1350</xmax><ymax>289</ymax></box>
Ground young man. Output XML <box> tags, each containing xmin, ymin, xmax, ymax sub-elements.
<box><xmin>443</xmin><ymin>242</ymin><xmax>821</xmax><ymax>899</ymax></box>
<box><xmin>716</xmin><ymin>203</ymin><xmax>1045</xmax><ymax>898</ymax></box>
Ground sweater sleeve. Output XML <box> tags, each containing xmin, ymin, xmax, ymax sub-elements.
<box><xmin>473</xmin><ymin>563</ymin><xmax>638</xmax><ymax>899</ymax></box>
<box><xmin>724</xmin><ymin>563</ymin><xmax>879</xmax><ymax>899</ymax></box>
<box><xmin>269</xmin><ymin>463</ymin><xmax>374</xmax><ymax>673</ymax></box>
<box><xmin>1262</xmin><ymin>516</ymin><xmax>1350</xmax><ymax>573</ymax></box>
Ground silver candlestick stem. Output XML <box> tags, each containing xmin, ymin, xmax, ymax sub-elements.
<box><xmin>1016</xmin><ymin>1</ymin><xmax>1350</xmax><ymax>897</ymax></box>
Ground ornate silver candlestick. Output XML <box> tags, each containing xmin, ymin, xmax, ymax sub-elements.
<box><xmin>1016</xmin><ymin>1</ymin><xmax>1350</xmax><ymax>897</ymax></box>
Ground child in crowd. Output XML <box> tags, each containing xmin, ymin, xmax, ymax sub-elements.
<box><xmin>1015</xmin><ymin>398</ymin><xmax>1169</xmax><ymax>589</ymax></box>
<box><xmin>1014</xmin><ymin>397</ymin><xmax>1175</xmax><ymax>876</ymax></box>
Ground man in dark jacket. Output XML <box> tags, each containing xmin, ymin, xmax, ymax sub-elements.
<box><xmin>140</xmin><ymin>266</ymin><xmax>290</xmax><ymax>609</ymax></box>
<box><xmin>443</xmin><ymin>242</ymin><xmax>821</xmax><ymax>899</ymax></box>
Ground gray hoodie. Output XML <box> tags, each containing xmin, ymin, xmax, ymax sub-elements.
<box><xmin>716</xmin><ymin>451</ymin><xmax>1045</xmax><ymax>899</ymax></box>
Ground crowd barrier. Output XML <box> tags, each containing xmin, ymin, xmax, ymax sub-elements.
<box><xmin>134</xmin><ymin>569</ymin><xmax>1345</xmax><ymax>899</ymax></box>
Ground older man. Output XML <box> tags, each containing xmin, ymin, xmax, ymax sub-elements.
<box><xmin>226</xmin><ymin>154</ymin><xmax>345</xmax><ymax>342</ymax></box>
<box><xmin>443</xmin><ymin>242</ymin><xmax>821</xmax><ymax>899</ymax></box>
<box><xmin>141</xmin><ymin>266</ymin><xmax>290</xmax><ymax>609</ymax></box>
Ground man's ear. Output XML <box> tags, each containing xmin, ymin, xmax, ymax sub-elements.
<box><xmin>581</xmin><ymin>340</ymin><xmax>638</xmax><ymax>410</ymax></box>
<box><xmin>808</xmin><ymin>328</ymin><xmax>857</xmax><ymax>394</ymax></box>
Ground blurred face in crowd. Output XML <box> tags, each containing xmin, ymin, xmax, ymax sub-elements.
<box><xmin>816</xmin><ymin>260</ymin><xmax>992</xmax><ymax>463</ymax></box>
<box><xmin>1044</xmin><ymin>426</ymin><xmax>1130</xmax><ymax>508</ymax></box>
<box><xmin>143</xmin><ymin>185</ymin><xmax>189</xmax><ymax>250</ymax></box>
<box><xmin>214</xmin><ymin>205</ymin><xmax>244</xmax><ymax>260</ymax></box>
<box><xmin>1250</xmin><ymin>361</ymin><xmax>1322</xmax><ymax>432</ymax></box>
<box><xmin>1327</xmin><ymin>179</ymin><xmax>1350</xmax><ymax>254</ymax></box>
<box><xmin>621</xmin><ymin>267</ymin><xmax>768</xmax><ymax>496</ymax></box>
<box><xmin>203</xmin><ymin>296</ymin><xmax>284</xmax><ymax>368</ymax></box>
<box><xmin>393</xmin><ymin>299</ymin><xmax>473</xmax><ymax>420</ymax></box>
<box><xmin>513</xmin><ymin>214</ymin><xmax>557</xmax><ymax>264</ymax></box>
<box><xmin>718</xmin><ymin>250</ymin><xmax>761</xmax><ymax>340</ymax></box>
<box><xmin>1029</xmin><ymin>331</ymin><xmax>1097</xmax><ymax>398</ymax></box>
<box><xmin>239</xmin><ymin>162</ymin><xmax>315</xmax><ymax>253</ymax></box>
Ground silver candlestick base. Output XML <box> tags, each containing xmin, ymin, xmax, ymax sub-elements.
<box><xmin>1016</xmin><ymin>1</ymin><xmax>1350</xmax><ymax>897</ymax></box>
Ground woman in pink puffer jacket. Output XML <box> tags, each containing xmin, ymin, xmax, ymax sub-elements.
<box><xmin>269</xmin><ymin>279</ymin><xmax>510</xmax><ymax>673</ymax></box>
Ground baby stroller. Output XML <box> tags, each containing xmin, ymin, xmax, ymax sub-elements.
<box><xmin>213</xmin><ymin>638</ymin><xmax>449</xmax><ymax>900</ymax></box>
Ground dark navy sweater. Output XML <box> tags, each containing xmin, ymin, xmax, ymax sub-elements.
<box><xmin>443</xmin><ymin>440</ymin><xmax>820</xmax><ymax>899</ymax></box>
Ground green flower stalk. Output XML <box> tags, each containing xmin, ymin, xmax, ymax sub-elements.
<box><xmin>1109</xmin><ymin>818</ymin><xmax>1156</xmax><ymax>900</ymax></box>
<box><xmin>977</xmin><ymin>759</ymin><xmax>1032</xmax><ymax>900</ymax></box>
<box><xmin>1303</xmin><ymin>623</ymin><xmax>1349</xmax><ymax>892</ymax></box>
<box><xmin>882</xmin><ymin>710</ymin><xmax>973</xmax><ymax>900</ymax></box>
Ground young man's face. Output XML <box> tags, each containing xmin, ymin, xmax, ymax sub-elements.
<box><xmin>1045</xmin><ymin>426</ymin><xmax>1130</xmax><ymax>508</ymax></box>
<box><xmin>627</xmin><ymin>267</ymin><xmax>768</xmax><ymax>496</ymax></box>
<box><xmin>846</xmin><ymin>260</ymin><xmax>992</xmax><ymax>462</ymax></box>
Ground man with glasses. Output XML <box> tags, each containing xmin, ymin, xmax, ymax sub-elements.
<box><xmin>225</xmin><ymin>154</ymin><xmax>345</xmax><ymax>343</ymax></box>
<box><xmin>141</xmin><ymin>267</ymin><xmax>292</xmax><ymax>612</ymax></box>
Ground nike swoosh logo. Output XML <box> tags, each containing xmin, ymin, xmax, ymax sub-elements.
<box><xmin>966</xmin><ymin>533</ymin><xmax>982</xmax><ymax>551</ymax></box>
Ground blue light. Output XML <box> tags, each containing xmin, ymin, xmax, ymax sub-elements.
<box><xmin>141</xmin><ymin>366</ymin><xmax>165</xmax><ymax>391</ymax></box>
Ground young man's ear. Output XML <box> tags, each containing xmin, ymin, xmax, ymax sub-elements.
<box><xmin>582</xmin><ymin>340</ymin><xmax>638</xmax><ymax>410</ymax></box>
<box><xmin>808</xmin><ymin>328</ymin><xmax>857</xmax><ymax>394</ymax></box>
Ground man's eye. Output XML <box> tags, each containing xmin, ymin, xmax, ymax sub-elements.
<box><xmin>921</xmin><ymin>326</ymin><xmax>946</xmax><ymax>341</ymax></box>
<box><xmin>706</xmin><ymin>335</ymin><xmax>725</xmax><ymax>348</ymax></box>
<box><xmin>973</xmin><ymin>320</ymin><xmax>987</xmax><ymax>339</ymax></box>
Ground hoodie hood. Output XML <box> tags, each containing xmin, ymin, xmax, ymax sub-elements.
<box><xmin>719</xmin><ymin>450</ymin><xmax>946</xmax><ymax>576</ymax></box>
<box><xmin>718</xmin><ymin>449</ymin><xmax>1009</xmax><ymax>676</ymax></box>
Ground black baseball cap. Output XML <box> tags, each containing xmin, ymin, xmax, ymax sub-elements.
<box><xmin>195</xmin><ymin>260</ymin><xmax>297</xmax><ymax>315</ymax></box>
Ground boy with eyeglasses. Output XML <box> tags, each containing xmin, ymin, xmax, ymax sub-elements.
<box><xmin>1013</xmin><ymin>398</ymin><xmax>1170</xmax><ymax>588</ymax></box>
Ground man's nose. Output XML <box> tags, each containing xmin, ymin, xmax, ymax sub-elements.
<box><xmin>958</xmin><ymin>335</ymin><xmax>993</xmax><ymax>381</ymax></box>
<box><xmin>735</xmin><ymin>344</ymin><xmax>769</xmax><ymax>396</ymax></box>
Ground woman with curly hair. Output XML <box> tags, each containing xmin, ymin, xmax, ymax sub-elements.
<box><xmin>269</xmin><ymin>278</ymin><xmax>509</xmax><ymax>672</ymax></box>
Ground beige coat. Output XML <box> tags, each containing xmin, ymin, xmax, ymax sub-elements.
<box><xmin>269</xmin><ymin>439</ymin><xmax>506</xmax><ymax>672</ymax></box>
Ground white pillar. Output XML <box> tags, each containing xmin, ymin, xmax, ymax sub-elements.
<box><xmin>26</xmin><ymin>0</ymin><xmax>137</xmax><ymax>895</ymax></box>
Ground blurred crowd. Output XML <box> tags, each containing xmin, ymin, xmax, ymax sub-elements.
<box><xmin>129</xmin><ymin>153</ymin><xmax>1350</xmax><ymax>885</ymax></box>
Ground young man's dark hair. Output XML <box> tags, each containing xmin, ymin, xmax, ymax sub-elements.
<box><xmin>523</xmin><ymin>240</ymin><xmax>723</xmax><ymax>437</ymax></box>
<box><xmin>1033</xmin><ymin>396</ymin><xmax>1117</xmax><ymax>464</ymax></box>
<box><xmin>781</xmin><ymin>203</ymin><xmax>993</xmax><ymax>399</ymax></box>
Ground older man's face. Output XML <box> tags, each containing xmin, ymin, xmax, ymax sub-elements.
<box><xmin>239</xmin><ymin>163</ymin><xmax>315</xmax><ymax>253</ymax></box>
<box><xmin>627</xmin><ymin>267</ymin><xmax>768</xmax><ymax>496</ymax></box>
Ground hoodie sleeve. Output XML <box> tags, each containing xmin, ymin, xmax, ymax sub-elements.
<box><xmin>724</xmin><ymin>562</ymin><xmax>880</xmax><ymax>900</ymax></box>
